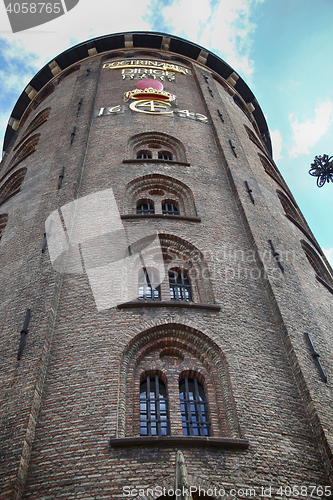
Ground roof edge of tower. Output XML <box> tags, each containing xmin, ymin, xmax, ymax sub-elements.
<box><xmin>2</xmin><ymin>31</ymin><xmax>272</xmax><ymax>156</ymax></box>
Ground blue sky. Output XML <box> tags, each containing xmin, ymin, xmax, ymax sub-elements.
<box><xmin>0</xmin><ymin>0</ymin><xmax>332</xmax><ymax>263</ymax></box>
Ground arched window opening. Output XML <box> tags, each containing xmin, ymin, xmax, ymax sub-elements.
<box><xmin>301</xmin><ymin>241</ymin><xmax>333</xmax><ymax>288</ymax></box>
<box><xmin>162</xmin><ymin>200</ymin><xmax>179</xmax><ymax>215</ymax></box>
<box><xmin>136</xmin><ymin>199</ymin><xmax>154</xmax><ymax>214</ymax></box>
<box><xmin>8</xmin><ymin>134</ymin><xmax>40</xmax><ymax>172</ymax></box>
<box><xmin>138</xmin><ymin>268</ymin><xmax>161</xmax><ymax>300</ymax></box>
<box><xmin>118</xmin><ymin>324</ymin><xmax>241</xmax><ymax>439</ymax></box>
<box><xmin>277</xmin><ymin>190</ymin><xmax>300</xmax><ymax>221</ymax></box>
<box><xmin>169</xmin><ymin>268</ymin><xmax>192</xmax><ymax>302</ymax></box>
<box><xmin>179</xmin><ymin>376</ymin><xmax>210</xmax><ymax>436</ymax></box>
<box><xmin>128</xmin><ymin>132</ymin><xmax>187</xmax><ymax>163</ymax></box>
<box><xmin>15</xmin><ymin>108</ymin><xmax>50</xmax><ymax>149</ymax></box>
<box><xmin>140</xmin><ymin>375</ymin><xmax>169</xmax><ymax>436</ymax></box>
<box><xmin>158</xmin><ymin>151</ymin><xmax>173</xmax><ymax>161</ymax></box>
<box><xmin>125</xmin><ymin>174</ymin><xmax>197</xmax><ymax>218</ymax></box>
<box><xmin>258</xmin><ymin>154</ymin><xmax>288</xmax><ymax>192</ymax></box>
<box><xmin>244</xmin><ymin>124</ymin><xmax>266</xmax><ymax>153</ymax></box>
<box><xmin>0</xmin><ymin>214</ymin><xmax>8</xmax><ymax>240</ymax></box>
<box><xmin>0</xmin><ymin>168</ymin><xmax>27</xmax><ymax>206</ymax></box>
<box><xmin>34</xmin><ymin>83</ymin><xmax>55</xmax><ymax>108</ymax></box>
<box><xmin>137</xmin><ymin>150</ymin><xmax>152</xmax><ymax>160</ymax></box>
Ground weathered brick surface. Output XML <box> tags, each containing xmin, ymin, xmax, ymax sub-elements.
<box><xmin>0</xmin><ymin>43</ymin><xmax>333</xmax><ymax>500</ymax></box>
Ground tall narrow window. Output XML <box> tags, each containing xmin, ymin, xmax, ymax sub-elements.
<box><xmin>140</xmin><ymin>375</ymin><xmax>169</xmax><ymax>436</ymax></box>
<box><xmin>162</xmin><ymin>200</ymin><xmax>179</xmax><ymax>215</ymax></box>
<box><xmin>169</xmin><ymin>268</ymin><xmax>192</xmax><ymax>301</ymax></box>
<box><xmin>136</xmin><ymin>200</ymin><xmax>154</xmax><ymax>214</ymax></box>
<box><xmin>179</xmin><ymin>377</ymin><xmax>210</xmax><ymax>436</ymax></box>
<box><xmin>138</xmin><ymin>268</ymin><xmax>161</xmax><ymax>300</ymax></box>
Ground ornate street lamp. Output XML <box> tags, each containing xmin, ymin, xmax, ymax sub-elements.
<box><xmin>309</xmin><ymin>154</ymin><xmax>333</xmax><ymax>187</ymax></box>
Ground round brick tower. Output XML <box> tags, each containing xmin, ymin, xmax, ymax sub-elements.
<box><xmin>1</xmin><ymin>32</ymin><xmax>333</xmax><ymax>500</ymax></box>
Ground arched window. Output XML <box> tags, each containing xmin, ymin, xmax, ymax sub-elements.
<box><xmin>117</xmin><ymin>324</ymin><xmax>241</xmax><ymax>439</ymax></box>
<box><xmin>169</xmin><ymin>268</ymin><xmax>192</xmax><ymax>302</ymax></box>
<box><xmin>138</xmin><ymin>268</ymin><xmax>161</xmax><ymax>300</ymax></box>
<box><xmin>179</xmin><ymin>376</ymin><xmax>210</xmax><ymax>436</ymax></box>
<box><xmin>140</xmin><ymin>375</ymin><xmax>169</xmax><ymax>436</ymax></box>
<box><xmin>127</xmin><ymin>132</ymin><xmax>187</xmax><ymax>163</ymax></box>
<box><xmin>125</xmin><ymin>174</ymin><xmax>197</xmax><ymax>218</ymax></box>
<box><xmin>136</xmin><ymin>199</ymin><xmax>154</xmax><ymax>214</ymax></box>
<box><xmin>0</xmin><ymin>214</ymin><xmax>8</xmax><ymax>241</ymax></box>
<box><xmin>8</xmin><ymin>134</ymin><xmax>40</xmax><ymax>172</ymax></box>
<box><xmin>162</xmin><ymin>200</ymin><xmax>179</xmax><ymax>215</ymax></box>
<box><xmin>14</xmin><ymin>108</ymin><xmax>50</xmax><ymax>149</ymax></box>
<box><xmin>0</xmin><ymin>168</ymin><xmax>27</xmax><ymax>206</ymax></box>
<box><xmin>258</xmin><ymin>154</ymin><xmax>288</xmax><ymax>192</ymax></box>
<box><xmin>301</xmin><ymin>240</ymin><xmax>333</xmax><ymax>289</ymax></box>
<box><xmin>158</xmin><ymin>151</ymin><xmax>173</xmax><ymax>160</ymax></box>
<box><xmin>137</xmin><ymin>150</ymin><xmax>152</xmax><ymax>159</ymax></box>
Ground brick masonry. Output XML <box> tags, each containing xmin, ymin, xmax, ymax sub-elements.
<box><xmin>1</xmin><ymin>35</ymin><xmax>333</xmax><ymax>500</ymax></box>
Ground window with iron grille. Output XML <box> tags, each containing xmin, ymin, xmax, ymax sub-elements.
<box><xmin>179</xmin><ymin>377</ymin><xmax>210</xmax><ymax>436</ymax></box>
<box><xmin>137</xmin><ymin>151</ymin><xmax>152</xmax><ymax>159</ymax></box>
<box><xmin>169</xmin><ymin>268</ymin><xmax>192</xmax><ymax>301</ymax></box>
<box><xmin>140</xmin><ymin>375</ymin><xmax>169</xmax><ymax>436</ymax></box>
<box><xmin>136</xmin><ymin>200</ymin><xmax>155</xmax><ymax>214</ymax></box>
<box><xmin>138</xmin><ymin>268</ymin><xmax>161</xmax><ymax>300</ymax></box>
<box><xmin>162</xmin><ymin>200</ymin><xmax>179</xmax><ymax>215</ymax></box>
<box><xmin>158</xmin><ymin>151</ymin><xmax>173</xmax><ymax>160</ymax></box>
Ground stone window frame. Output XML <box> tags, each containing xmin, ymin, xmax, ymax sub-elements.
<box><xmin>116</xmin><ymin>324</ymin><xmax>241</xmax><ymax>440</ymax></box>
<box><xmin>124</xmin><ymin>174</ymin><xmax>197</xmax><ymax>218</ymax></box>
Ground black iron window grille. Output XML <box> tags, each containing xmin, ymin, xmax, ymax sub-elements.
<box><xmin>158</xmin><ymin>151</ymin><xmax>173</xmax><ymax>160</ymax></box>
<box><xmin>140</xmin><ymin>375</ymin><xmax>169</xmax><ymax>436</ymax></box>
<box><xmin>169</xmin><ymin>269</ymin><xmax>192</xmax><ymax>301</ymax></box>
<box><xmin>179</xmin><ymin>377</ymin><xmax>210</xmax><ymax>436</ymax></box>
<box><xmin>137</xmin><ymin>151</ymin><xmax>152</xmax><ymax>159</ymax></box>
<box><xmin>162</xmin><ymin>200</ymin><xmax>179</xmax><ymax>215</ymax></box>
<box><xmin>136</xmin><ymin>201</ymin><xmax>155</xmax><ymax>214</ymax></box>
<box><xmin>138</xmin><ymin>268</ymin><xmax>161</xmax><ymax>300</ymax></box>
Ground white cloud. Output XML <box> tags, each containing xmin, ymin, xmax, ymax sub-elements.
<box><xmin>271</xmin><ymin>130</ymin><xmax>283</xmax><ymax>161</ymax></box>
<box><xmin>323</xmin><ymin>248</ymin><xmax>333</xmax><ymax>265</ymax></box>
<box><xmin>289</xmin><ymin>100</ymin><xmax>333</xmax><ymax>158</ymax></box>
<box><xmin>155</xmin><ymin>0</ymin><xmax>263</xmax><ymax>76</ymax></box>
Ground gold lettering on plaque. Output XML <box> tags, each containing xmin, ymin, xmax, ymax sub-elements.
<box><xmin>103</xmin><ymin>60</ymin><xmax>191</xmax><ymax>75</ymax></box>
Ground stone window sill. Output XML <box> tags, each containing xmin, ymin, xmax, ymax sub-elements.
<box><xmin>117</xmin><ymin>300</ymin><xmax>220</xmax><ymax>311</ymax></box>
<box><xmin>123</xmin><ymin>159</ymin><xmax>190</xmax><ymax>166</ymax></box>
<box><xmin>109</xmin><ymin>435</ymin><xmax>249</xmax><ymax>449</ymax></box>
<box><xmin>121</xmin><ymin>214</ymin><xmax>201</xmax><ymax>223</ymax></box>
